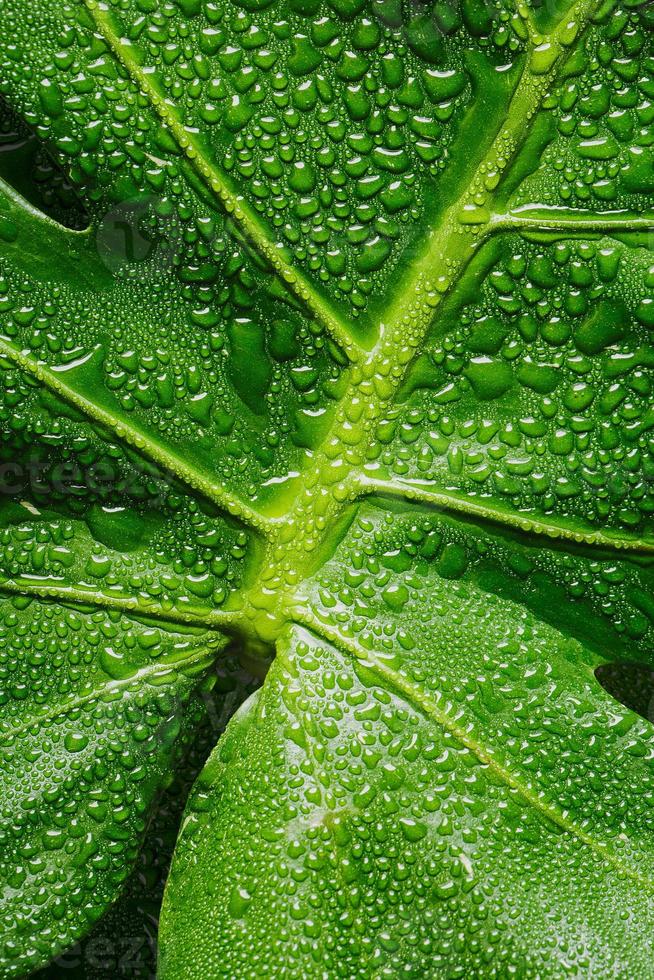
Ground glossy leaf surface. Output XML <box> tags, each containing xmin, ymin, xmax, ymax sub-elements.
<box><xmin>0</xmin><ymin>0</ymin><xmax>653</xmax><ymax>975</ymax></box>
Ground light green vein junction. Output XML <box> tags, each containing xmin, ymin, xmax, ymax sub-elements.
<box><xmin>374</xmin><ymin>0</ymin><xmax>603</xmax><ymax>353</ymax></box>
<box><xmin>0</xmin><ymin>0</ymin><xmax>645</xmax><ymax>640</ymax></box>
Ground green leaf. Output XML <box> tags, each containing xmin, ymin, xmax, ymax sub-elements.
<box><xmin>0</xmin><ymin>589</ymin><xmax>225</xmax><ymax>975</ymax></box>
<box><xmin>160</xmin><ymin>506</ymin><xmax>654</xmax><ymax>976</ymax></box>
<box><xmin>0</xmin><ymin>0</ymin><xmax>653</xmax><ymax>974</ymax></box>
<box><xmin>33</xmin><ymin>658</ymin><xmax>257</xmax><ymax>980</ymax></box>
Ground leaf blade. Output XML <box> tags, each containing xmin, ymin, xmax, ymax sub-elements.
<box><xmin>160</xmin><ymin>607</ymin><xmax>654</xmax><ymax>977</ymax></box>
<box><xmin>0</xmin><ymin>593</ymin><xmax>226</xmax><ymax>978</ymax></box>
<box><xmin>0</xmin><ymin>0</ymin><xmax>653</xmax><ymax>973</ymax></box>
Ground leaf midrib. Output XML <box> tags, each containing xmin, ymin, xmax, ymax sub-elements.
<box><xmin>2</xmin><ymin>0</ymin><xmax>634</xmax><ymax>638</ymax></box>
<box><xmin>236</xmin><ymin>0</ymin><xmax>626</xmax><ymax>629</ymax></box>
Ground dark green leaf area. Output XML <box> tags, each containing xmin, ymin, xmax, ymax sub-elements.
<box><xmin>0</xmin><ymin>594</ymin><xmax>227</xmax><ymax>978</ymax></box>
<box><xmin>33</xmin><ymin>658</ymin><xmax>257</xmax><ymax>980</ymax></box>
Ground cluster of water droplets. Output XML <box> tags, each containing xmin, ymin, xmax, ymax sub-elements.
<box><xmin>0</xmin><ymin>592</ymin><xmax>221</xmax><ymax>977</ymax></box>
<box><xmin>522</xmin><ymin>3</ymin><xmax>654</xmax><ymax>208</ymax></box>
<box><xmin>163</xmin><ymin>498</ymin><xmax>654</xmax><ymax>975</ymax></box>
<box><xmin>369</xmin><ymin>237</ymin><xmax>654</xmax><ymax>530</ymax></box>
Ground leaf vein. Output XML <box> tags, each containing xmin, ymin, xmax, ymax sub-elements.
<box><xmin>84</xmin><ymin>0</ymin><xmax>362</xmax><ymax>362</ymax></box>
<box><xmin>292</xmin><ymin>617</ymin><xmax>654</xmax><ymax>895</ymax></box>
<box><xmin>354</xmin><ymin>477</ymin><xmax>654</xmax><ymax>556</ymax></box>
<box><xmin>0</xmin><ymin>645</ymin><xmax>218</xmax><ymax>746</ymax></box>
<box><xmin>0</xmin><ymin>334</ymin><xmax>273</xmax><ymax>535</ymax></box>
<box><xmin>0</xmin><ymin>577</ymin><xmax>241</xmax><ymax>630</ymax></box>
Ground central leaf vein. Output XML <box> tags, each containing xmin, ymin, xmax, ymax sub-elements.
<box><xmin>1</xmin><ymin>0</ymin><xmax>625</xmax><ymax>637</ymax></box>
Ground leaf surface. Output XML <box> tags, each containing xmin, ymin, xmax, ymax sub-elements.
<box><xmin>34</xmin><ymin>657</ymin><xmax>257</xmax><ymax>980</ymax></box>
<box><xmin>161</xmin><ymin>507</ymin><xmax>654</xmax><ymax>976</ymax></box>
<box><xmin>0</xmin><ymin>0</ymin><xmax>652</xmax><ymax>975</ymax></box>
